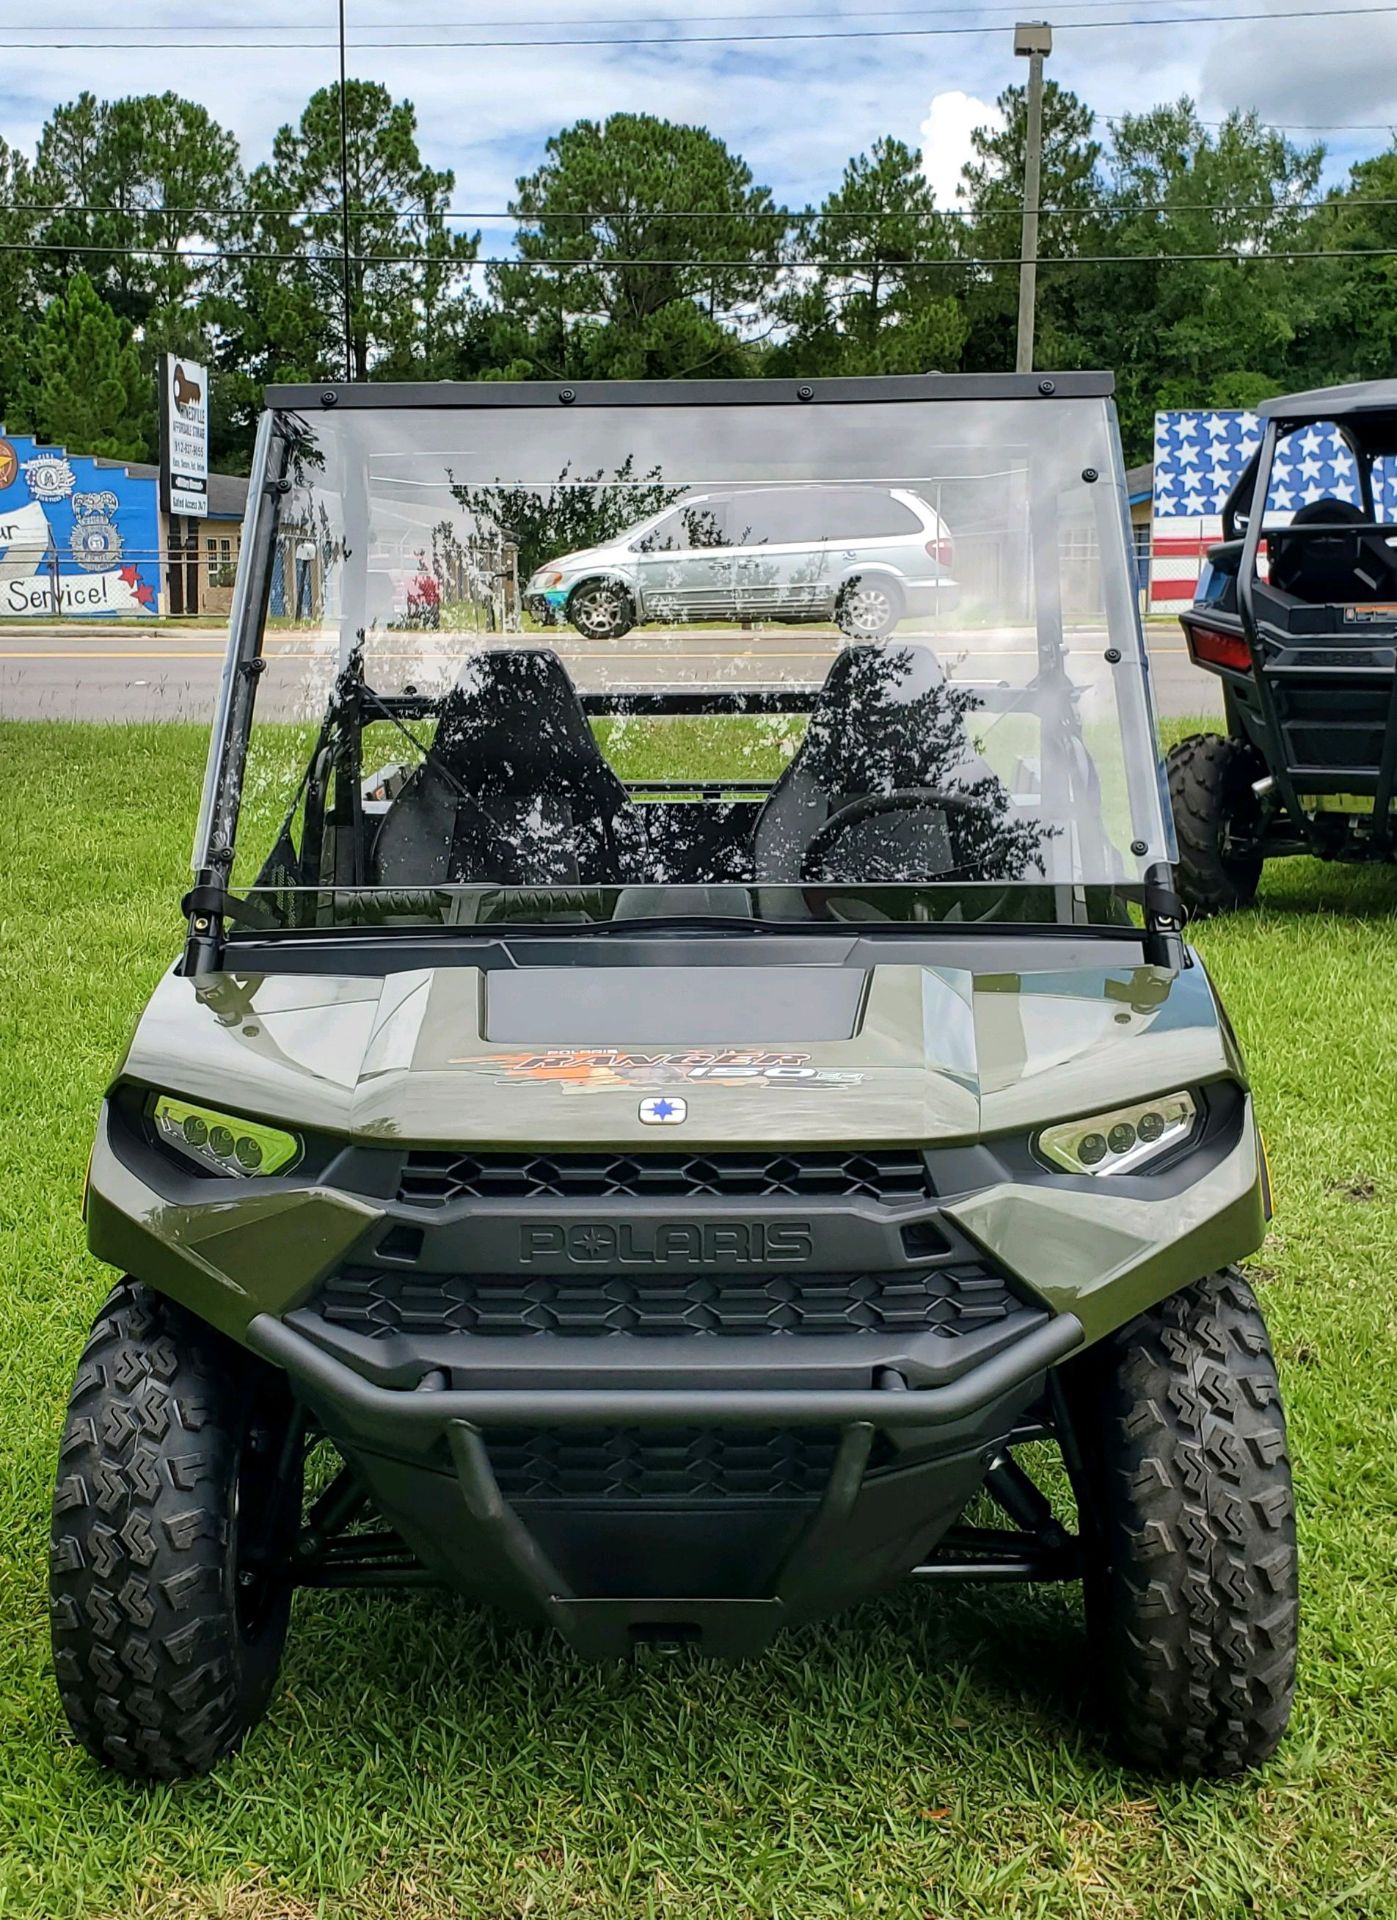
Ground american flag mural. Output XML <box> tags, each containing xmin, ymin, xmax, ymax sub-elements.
<box><xmin>1148</xmin><ymin>409</ymin><xmax>1397</xmax><ymax>613</ymax></box>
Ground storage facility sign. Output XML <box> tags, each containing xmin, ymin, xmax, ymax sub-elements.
<box><xmin>161</xmin><ymin>354</ymin><xmax>209</xmax><ymax>518</ymax></box>
<box><xmin>0</xmin><ymin>427</ymin><xmax>161</xmax><ymax>616</ymax></box>
<box><xmin>1149</xmin><ymin>409</ymin><xmax>1397</xmax><ymax>612</ymax></box>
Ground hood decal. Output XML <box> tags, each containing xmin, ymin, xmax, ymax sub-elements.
<box><xmin>447</xmin><ymin>1047</ymin><xmax>864</xmax><ymax>1090</ymax></box>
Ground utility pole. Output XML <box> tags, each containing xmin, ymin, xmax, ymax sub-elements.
<box><xmin>1014</xmin><ymin>20</ymin><xmax>1052</xmax><ymax>374</ymax></box>
<box><xmin>338</xmin><ymin>0</ymin><xmax>354</xmax><ymax>381</ymax></box>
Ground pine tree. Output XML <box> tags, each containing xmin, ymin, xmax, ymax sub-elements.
<box><xmin>7</xmin><ymin>272</ymin><xmax>152</xmax><ymax>459</ymax></box>
<box><xmin>486</xmin><ymin>114</ymin><xmax>782</xmax><ymax>380</ymax></box>
<box><xmin>769</xmin><ymin>137</ymin><xmax>968</xmax><ymax>376</ymax></box>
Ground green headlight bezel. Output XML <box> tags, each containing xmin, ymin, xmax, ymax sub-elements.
<box><xmin>151</xmin><ymin>1095</ymin><xmax>302</xmax><ymax>1179</ymax></box>
<box><xmin>1035</xmin><ymin>1090</ymin><xmax>1198</xmax><ymax>1177</ymax></box>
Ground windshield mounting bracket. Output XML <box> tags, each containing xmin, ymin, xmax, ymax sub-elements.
<box><xmin>1141</xmin><ymin>861</ymin><xmax>1185</xmax><ymax>970</ymax></box>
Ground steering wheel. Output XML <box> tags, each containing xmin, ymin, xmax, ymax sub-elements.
<box><xmin>799</xmin><ymin>787</ymin><xmax>998</xmax><ymax>882</ymax></box>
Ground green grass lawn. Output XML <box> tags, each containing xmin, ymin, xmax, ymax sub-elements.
<box><xmin>2</xmin><ymin>722</ymin><xmax>1397</xmax><ymax>1920</ymax></box>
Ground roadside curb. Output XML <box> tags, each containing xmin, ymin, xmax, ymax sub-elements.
<box><xmin>0</xmin><ymin>623</ymin><xmax>228</xmax><ymax>641</ymax></box>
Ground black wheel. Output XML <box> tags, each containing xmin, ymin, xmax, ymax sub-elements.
<box><xmin>1065</xmin><ymin>1270</ymin><xmax>1299</xmax><ymax>1777</ymax></box>
<box><xmin>1166</xmin><ymin>733</ymin><xmax>1265</xmax><ymax>919</ymax></box>
<box><xmin>835</xmin><ymin>574</ymin><xmax>904</xmax><ymax>639</ymax></box>
<box><xmin>567</xmin><ymin>578</ymin><xmax>635</xmax><ymax>640</ymax></box>
<box><xmin>50</xmin><ymin>1279</ymin><xmax>303</xmax><ymax>1780</ymax></box>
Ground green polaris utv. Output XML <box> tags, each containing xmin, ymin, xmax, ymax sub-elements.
<box><xmin>53</xmin><ymin>374</ymin><xmax>1297</xmax><ymax>1782</ymax></box>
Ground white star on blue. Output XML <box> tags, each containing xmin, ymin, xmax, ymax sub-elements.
<box><xmin>1153</xmin><ymin>410</ymin><xmax>1397</xmax><ymax>522</ymax></box>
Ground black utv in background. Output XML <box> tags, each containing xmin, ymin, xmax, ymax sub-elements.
<box><xmin>1169</xmin><ymin>380</ymin><xmax>1397</xmax><ymax>916</ymax></box>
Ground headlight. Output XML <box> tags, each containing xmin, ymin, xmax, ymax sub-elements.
<box><xmin>153</xmin><ymin>1095</ymin><xmax>301</xmax><ymax>1177</ymax></box>
<box><xmin>1036</xmin><ymin>1091</ymin><xmax>1197</xmax><ymax>1176</ymax></box>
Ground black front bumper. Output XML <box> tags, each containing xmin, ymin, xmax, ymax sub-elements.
<box><xmin>248</xmin><ymin>1306</ymin><xmax>1082</xmax><ymax>1656</ymax></box>
<box><xmin>251</xmin><ymin>1307</ymin><xmax>1080</xmax><ymax>1440</ymax></box>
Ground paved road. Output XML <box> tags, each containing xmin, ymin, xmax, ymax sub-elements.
<box><xmin>0</xmin><ymin>620</ymin><xmax>1221</xmax><ymax>722</ymax></box>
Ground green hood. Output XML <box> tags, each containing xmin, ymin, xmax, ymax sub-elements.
<box><xmin>117</xmin><ymin>956</ymin><xmax>1240</xmax><ymax>1148</ymax></box>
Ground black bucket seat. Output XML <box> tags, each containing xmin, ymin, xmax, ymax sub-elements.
<box><xmin>372</xmin><ymin>648</ymin><xmax>646</xmax><ymax>887</ymax></box>
<box><xmin>1269</xmin><ymin>497</ymin><xmax>1395</xmax><ymax>604</ymax></box>
<box><xmin>751</xmin><ymin>642</ymin><xmax>997</xmax><ymax>882</ymax></box>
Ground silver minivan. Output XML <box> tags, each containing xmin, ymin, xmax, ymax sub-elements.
<box><xmin>525</xmin><ymin>484</ymin><xmax>960</xmax><ymax>639</ymax></box>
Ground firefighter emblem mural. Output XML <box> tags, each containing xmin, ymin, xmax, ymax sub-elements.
<box><xmin>23</xmin><ymin>454</ymin><xmax>75</xmax><ymax>501</ymax></box>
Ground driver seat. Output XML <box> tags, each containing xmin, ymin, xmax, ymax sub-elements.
<box><xmin>752</xmin><ymin>642</ymin><xmax>996</xmax><ymax>882</ymax></box>
<box><xmin>372</xmin><ymin>648</ymin><xmax>647</xmax><ymax>887</ymax></box>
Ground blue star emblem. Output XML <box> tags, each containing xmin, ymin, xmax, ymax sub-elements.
<box><xmin>639</xmin><ymin>1094</ymin><xmax>687</xmax><ymax>1125</ymax></box>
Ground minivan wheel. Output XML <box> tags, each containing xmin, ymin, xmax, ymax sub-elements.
<box><xmin>50</xmin><ymin>1279</ymin><xmax>303</xmax><ymax>1780</ymax></box>
<box><xmin>567</xmin><ymin>579</ymin><xmax>635</xmax><ymax>640</ymax></box>
<box><xmin>835</xmin><ymin>575</ymin><xmax>904</xmax><ymax>639</ymax></box>
<box><xmin>1064</xmin><ymin>1269</ymin><xmax>1299</xmax><ymax>1777</ymax></box>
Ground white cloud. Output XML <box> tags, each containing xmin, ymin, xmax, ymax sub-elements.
<box><xmin>1199</xmin><ymin>0</ymin><xmax>1397</xmax><ymax>134</ymax></box>
<box><xmin>919</xmin><ymin>91</ymin><xmax>1005</xmax><ymax>208</ymax></box>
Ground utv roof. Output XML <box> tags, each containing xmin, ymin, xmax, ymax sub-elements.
<box><xmin>1257</xmin><ymin>379</ymin><xmax>1397</xmax><ymax>420</ymax></box>
<box><xmin>262</xmin><ymin>371</ymin><xmax>1116</xmax><ymax>410</ymax></box>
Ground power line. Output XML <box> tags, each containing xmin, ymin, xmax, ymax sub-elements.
<box><xmin>4</xmin><ymin>237</ymin><xmax>1397</xmax><ymax>267</ymax></box>
<box><xmin>1108</xmin><ymin>114</ymin><xmax>1397</xmax><ymax>133</ymax></box>
<box><xmin>3</xmin><ymin>2</ymin><xmax>1395</xmax><ymax>48</ymax></box>
<box><xmin>14</xmin><ymin>0</ymin><xmax>1246</xmax><ymax>27</ymax></box>
<box><xmin>4</xmin><ymin>196</ymin><xmax>1394</xmax><ymax>223</ymax></box>
<box><xmin>0</xmin><ymin>0</ymin><xmax>1243</xmax><ymax>26</ymax></box>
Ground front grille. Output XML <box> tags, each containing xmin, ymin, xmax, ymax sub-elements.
<box><xmin>397</xmin><ymin>1148</ymin><xmax>932</xmax><ymax>1207</ymax></box>
<box><xmin>487</xmin><ymin>1426</ymin><xmax>844</xmax><ymax>1502</ymax></box>
<box><xmin>316</xmin><ymin>1261</ymin><xmax>1016</xmax><ymax>1340</ymax></box>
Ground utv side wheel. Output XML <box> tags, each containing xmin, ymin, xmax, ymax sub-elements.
<box><xmin>1166</xmin><ymin>733</ymin><xmax>1265</xmax><ymax>919</ymax></box>
<box><xmin>567</xmin><ymin>579</ymin><xmax>635</xmax><ymax>640</ymax></box>
<box><xmin>1067</xmin><ymin>1270</ymin><xmax>1299</xmax><ymax>1777</ymax></box>
<box><xmin>836</xmin><ymin>574</ymin><xmax>904</xmax><ymax>639</ymax></box>
<box><xmin>50</xmin><ymin>1280</ymin><xmax>302</xmax><ymax>1780</ymax></box>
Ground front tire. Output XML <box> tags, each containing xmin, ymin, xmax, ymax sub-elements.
<box><xmin>567</xmin><ymin>578</ymin><xmax>635</xmax><ymax>640</ymax></box>
<box><xmin>1166</xmin><ymin>733</ymin><xmax>1265</xmax><ymax>919</ymax></box>
<box><xmin>49</xmin><ymin>1280</ymin><xmax>302</xmax><ymax>1780</ymax></box>
<box><xmin>1066</xmin><ymin>1270</ymin><xmax>1298</xmax><ymax>1776</ymax></box>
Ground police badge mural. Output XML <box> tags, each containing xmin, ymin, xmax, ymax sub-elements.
<box><xmin>70</xmin><ymin>492</ymin><xmax>124</xmax><ymax>571</ymax></box>
<box><xmin>0</xmin><ymin>427</ymin><xmax>160</xmax><ymax>616</ymax></box>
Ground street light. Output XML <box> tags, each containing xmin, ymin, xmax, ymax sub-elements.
<box><xmin>1014</xmin><ymin>20</ymin><xmax>1052</xmax><ymax>374</ymax></box>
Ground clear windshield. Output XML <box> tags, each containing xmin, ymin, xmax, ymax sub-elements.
<box><xmin>201</xmin><ymin>386</ymin><xmax>1172</xmax><ymax>930</ymax></box>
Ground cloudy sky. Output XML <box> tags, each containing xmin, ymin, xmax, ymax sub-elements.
<box><xmin>0</xmin><ymin>0</ymin><xmax>1393</xmax><ymax>242</ymax></box>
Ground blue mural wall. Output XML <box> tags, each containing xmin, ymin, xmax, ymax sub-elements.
<box><xmin>0</xmin><ymin>427</ymin><xmax>162</xmax><ymax>617</ymax></box>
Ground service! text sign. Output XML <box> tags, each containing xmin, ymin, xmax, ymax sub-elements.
<box><xmin>160</xmin><ymin>355</ymin><xmax>209</xmax><ymax>518</ymax></box>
